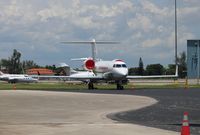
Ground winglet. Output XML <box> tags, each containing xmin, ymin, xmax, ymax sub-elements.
<box><xmin>0</xmin><ymin>71</ymin><xmax>4</xmax><ymax>75</ymax></box>
<box><xmin>175</xmin><ymin>65</ymin><xmax>179</xmax><ymax>77</ymax></box>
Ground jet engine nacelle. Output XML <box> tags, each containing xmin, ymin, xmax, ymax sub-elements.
<box><xmin>84</xmin><ymin>58</ymin><xmax>95</xmax><ymax>70</ymax></box>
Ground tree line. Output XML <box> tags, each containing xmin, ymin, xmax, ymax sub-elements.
<box><xmin>0</xmin><ymin>49</ymin><xmax>187</xmax><ymax>78</ymax></box>
<box><xmin>0</xmin><ymin>49</ymin><xmax>54</xmax><ymax>74</ymax></box>
<box><xmin>129</xmin><ymin>52</ymin><xmax>187</xmax><ymax>78</ymax></box>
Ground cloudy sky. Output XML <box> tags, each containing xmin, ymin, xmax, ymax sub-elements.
<box><xmin>0</xmin><ymin>0</ymin><xmax>199</xmax><ymax>68</ymax></box>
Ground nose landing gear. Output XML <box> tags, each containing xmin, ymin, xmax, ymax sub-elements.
<box><xmin>88</xmin><ymin>82</ymin><xmax>94</xmax><ymax>89</ymax></box>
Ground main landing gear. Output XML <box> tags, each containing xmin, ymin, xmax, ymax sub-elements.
<box><xmin>87</xmin><ymin>81</ymin><xmax>124</xmax><ymax>90</ymax></box>
<box><xmin>88</xmin><ymin>82</ymin><xmax>94</xmax><ymax>89</ymax></box>
<box><xmin>116</xmin><ymin>81</ymin><xmax>124</xmax><ymax>90</ymax></box>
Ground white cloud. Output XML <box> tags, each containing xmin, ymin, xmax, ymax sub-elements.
<box><xmin>179</xmin><ymin>6</ymin><xmax>200</xmax><ymax>17</ymax></box>
<box><xmin>178</xmin><ymin>30</ymin><xmax>196</xmax><ymax>51</ymax></box>
<box><xmin>36</xmin><ymin>0</ymin><xmax>127</xmax><ymax>29</ymax></box>
<box><xmin>141</xmin><ymin>38</ymin><xmax>161</xmax><ymax>48</ymax></box>
<box><xmin>97</xmin><ymin>0</ymin><xmax>134</xmax><ymax>18</ymax></box>
<box><xmin>183</xmin><ymin>0</ymin><xmax>199</xmax><ymax>4</ymax></box>
<box><xmin>141</xmin><ymin>0</ymin><xmax>170</xmax><ymax>16</ymax></box>
<box><xmin>74</xmin><ymin>16</ymin><xmax>100</xmax><ymax>29</ymax></box>
<box><xmin>127</xmin><ymin>14</ymin><xmax>154</xmax><ymax>32</ymax></box>
<box><xmin>0</xmin><ymin>0</ymin><xmax>200</xmax><ymax>66</ymax></box>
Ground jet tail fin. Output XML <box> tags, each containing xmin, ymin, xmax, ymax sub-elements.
<box><xmin>57</xmin><ymin>63</ymin><xmax>77</xmax><ymax>76</ymax></box>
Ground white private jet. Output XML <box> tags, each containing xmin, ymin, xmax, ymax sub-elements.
<box><xmin>0</xmin><ymin>71</ymin><xmax>38</xmax><ymax>83</ymax></box>
<box><xmin>38</xmin><ymin>39</ymin><xmax>178</xmax><ymax>90</ymax></box>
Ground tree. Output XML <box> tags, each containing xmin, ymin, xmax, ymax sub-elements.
<box><xmin>138</xmin><ymin>57</ymin><xmax>144</xmax><ymax>75</ymax></box>
<box><xmin>128</xmin><ymin>67</ymin><xmax>139</xmax><ymax>75</ymax></box>
<box><xmin>45</xmin><ymin>65</ymin><xmax>56</xmax><ymax>71</ymax></box>
<box><xmin>165</xmin><ymin>64</ymin><xmax>176</xmax><ymax>75</ymax></box>
<box><xmin>0</xmin><ymin>49</ymin><xmax>23</xmax><ymax>74</ymax></box>
<box><xmin>146</xmin><ymin>64</ymin><xmax>164</xmax><ymax>75</ymax></box>
<box><xmin>0</xmin><ymin>59</ymin><xmax>10</xmax><ymax>71</ymax></box>
<box><xmin>9</xmin><ymin>49</ymin><xmax>22</xmax><ymax>74</ymax></box>
<box><xmin>22</xmin><ymin>60</ymin><xmax>40</xmax><ymax>70</ymax></box>
<box><xmin>0</xmin><ymin>49</ymin><xmax>40</xmax><ymax>74</ymax></box>
<box><xmin>177</xmin><ymin>51</ymin><xmax>187</xmax><ymax>78</ymax></box>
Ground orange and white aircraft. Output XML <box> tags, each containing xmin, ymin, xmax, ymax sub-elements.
<box><xmin>39</xmin><ymin>39</ymin><xmax>178</xmax><ymax>90</ymax></box>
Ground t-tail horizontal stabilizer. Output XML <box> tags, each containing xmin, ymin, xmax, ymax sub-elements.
<box><xmin>61</xmin><ymin>39</ymin><xmax>120</xmax><ymax>61</ymax></box>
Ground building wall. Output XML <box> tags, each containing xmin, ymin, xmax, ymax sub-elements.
<box><xmin>187</xmin><ymin>40</ymin><xmax>200</xmax><ymax>78</ymax></box>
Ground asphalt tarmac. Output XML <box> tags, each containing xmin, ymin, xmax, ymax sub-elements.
<box><xmin>0</xmin><ymin>88</ymin><xmax>199</xmax><ymax>135</ymax></box>
<box><xmin>106</xmin><ymin>89</ymin><xmax>200</xmax><ymax>135</ymax></box>
<box><xmin>0</xmin><ymin>90</ymin><xmax>177</xmax><ymax>135</ymax></box>
<box><xmin>63</xmin><ymin>88</ymin><xmax>200</xmax><ymax>135</ymax></box>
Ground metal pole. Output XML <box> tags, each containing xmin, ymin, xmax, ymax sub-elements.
<box><xmin>91</xmin><ymin>43</ymin><xmax>96</xmax><ymax>60</ymax></box>
<box><xmin>175</xmin><ymin>0</ymin><xmax>178</xmax><ymax>66</ymax></box>
<box><xmin>198</xmin><ymin>40</ymin><xmax>200</xmax><ymax>84</ymax></box>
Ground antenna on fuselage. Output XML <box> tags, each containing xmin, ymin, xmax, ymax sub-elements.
<box><xmin>61</xmin><ymin>39</ymin><xmax>120</xmax><ymax>61</ymax></box>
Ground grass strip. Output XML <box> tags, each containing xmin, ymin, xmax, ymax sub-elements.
<box><xmin>0</xmin><ymin>82</ymin><xmax>200</xmax><ymax>90</ymax></box>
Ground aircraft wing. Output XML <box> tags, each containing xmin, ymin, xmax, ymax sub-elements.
<box><xmin>35</xmin><ymin>71</ymin><xmax>104</xmax><ymax>80</ymax></box>
<box><xmin>61</xmin><ymin>41</ymin><xmax>120</xmax><ymax>44</ymax></box>
<box><xmin>127</xmin><ymin>74</ymin><xmax>178</xmax><ymax>79</ymax></box>
<box><xmin>127</xmin><ymin>65</ymin><xmax>178</xmax><ymax>79</ymax></box>
<box><xmin>36</xmin><ymin>75</ymin><xmax>103</xmax><ymax>79</ymax></box>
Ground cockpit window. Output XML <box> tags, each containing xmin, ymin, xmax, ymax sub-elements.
<box><xmin>113</xmin><ymin>64</ymin><xmax>127</xmax><ymax>68</ymax></box>
<box><xmin>122</xmin><ymin>64</ymin><xmax>127</xmax><ymax>68</ymax></box>
<box><xmin>116</xmin><ymin>64</ymin><xmax>121</xmax><ymax>67</ymax></box>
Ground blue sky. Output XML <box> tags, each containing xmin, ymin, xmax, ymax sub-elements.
<box><xmin>0</xmin><ymin>0</ymin><xmax>199</xmax><ymax>68</ymax></box>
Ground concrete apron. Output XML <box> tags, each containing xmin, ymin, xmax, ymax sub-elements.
<box><xmin>0</xmin><ymin>90</ymin><xmax>179</xmax><ymax>135</ymax></box>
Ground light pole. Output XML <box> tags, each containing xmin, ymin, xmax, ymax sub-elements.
<box><xmin>197</xmin><ymin>40</ymin><xmax>200</xmax><ymax>85</ymax></box>
<box><xmin>175</xmin><ymin>0</ymin><xmax>178</xmax><ymax>66</ymax></box>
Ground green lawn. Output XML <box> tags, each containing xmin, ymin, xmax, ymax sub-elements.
<box><xmin>0</xmin><ymin>81</ymin><xmax>199</xmax><ymax>90</ymax></box>
<box><xmin>0</xmin><ymin>82</ymin><xmax>88</xmax><ymax>90</ymax></box>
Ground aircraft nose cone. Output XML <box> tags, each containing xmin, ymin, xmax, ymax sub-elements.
<box><xmin>116</xmin><ymin>68</ymin><xmax>128</xmax><ymax>77</ymax></box>
<box><xmin>120</xmin><ymin>69</ymin><xmax>128</xmax><ymax>76</ymax></box>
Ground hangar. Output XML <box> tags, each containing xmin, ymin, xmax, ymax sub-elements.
<box><xmin>26</xmin><ymin>68</ymin><xmax>55</xmax><ymax>75</ymax></box>
<box><xmin>187</xmin><ymin>40</ymin><xmax>200</xmax><ymax>81</ymax></box>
